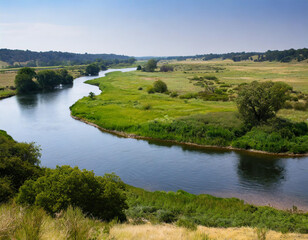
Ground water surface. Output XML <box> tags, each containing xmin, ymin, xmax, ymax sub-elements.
<box><xmin>1</xmin><ymin>68</ymin><xmax>308</xmax><ymax>211</ymax></box>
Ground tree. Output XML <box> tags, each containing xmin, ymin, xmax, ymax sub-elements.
<box><xmin>153</xmin><ymin>80</ymin><xmax>168</xmax><ymax>93</ymax></box>
<box><xmin>143</xmin><ymin>59</ymin><xmax>157</xmax><ymax>72</ymax></box>
<box><xmin>36</xmin><ymin>70</ymin><xmax>61</xmax><ymax>90</ymax></box>
<box><xmin>86</xmin><ymin>63</ymin><xmax>100</xmax><ymax>76</ymax></box>
<box><xmin>89</xmin><ymin>92</ymin><xmax>95</xmax><ymax>99</ymax></box>
<box><xmin>14</xmin><ymin>67</ymin><xmax>37</xmax><ymax>93</ymax></box>
<box><xmin>57</xmin><ymin>69</ymin><xmax>73</xmax><ymax>84</ymax></box>
<box><xmin>0</xmin><ymin>130</ymin><xmax>42</xmax><ymax>202</ymax></box>
<box><xmin>136</xmin><ymin>65</ymin><xmax>142</xmax><ymax>70</ymax></box>
<box><xmin>15</xmin><ymin>73</ymin><xmax>38</xmax><ymax>94</ymax></box>
<box><xmin>160</xmin><ymin>64</ymin><xmax>174</xmax><ymax>72</ymax></box>
<box><xmin>236</xmin><ymin>81</ymin><xmax>291</xmax><ymax>124</ymax></box>
<box><xmin>17</xmin><ymin>166</ymin><xmax>127</xmax><ymax>221</ymax></box>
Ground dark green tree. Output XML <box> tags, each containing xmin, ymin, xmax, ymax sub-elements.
<box><xmin>36</xmin><ymin>70</ymin><xmax>61</xmax><ymax>90</ymax></box>
<box><xmin>160</xmin><ymin>64</ymin><xmax>174</xmax><ymax>72</ymax></box>
<box><xmin>136</xmin><ymin>65</ymin><xmax>142</xmax><ymax>70</ymax></box>
<box><xmin>17</xmin><ymin>166</ymin><xmax>127</xmax><ymax>221</ymax></box>
<box><xmin>15</xmin><ymin>73</ymin><xmax>38</xmax><ymax>93</ymax></box>
<box><xmin>153</xmin><ymin>80</ymin><xmax>168</xmax><ymax>93</ymax></box>
<box><xmin>143</xmin><ymin>59</ymin><xmax>157</xmax><ymax>72</ymax></box>
<box><xmin>57</xmin><ymin>69</ymin><xmax>73</xmax><ymax>84</ymax></box>
<box><xmin>86</xmin><ymin>63</ymin><xmax>100</xmax><ymax>76</ymax></box>
<box><xmin>0</xmin><ymin>130</ymin><xmax>42</xmax><ymax>202</ymax></box>
<box><xmin>236</xmin><ymin>81</ymin><xmax>291</xmax><ymax>124</ymax></box>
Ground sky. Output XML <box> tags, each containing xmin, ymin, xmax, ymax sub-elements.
<box><xmin>0</xmin><ymin>0</ymin><xmax>307</xmax><ymax>56</ymax></box>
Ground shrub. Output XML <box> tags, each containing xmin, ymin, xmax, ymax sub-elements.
<box><xmin>17</xmin><ymin>166</ymin><xmax>127</xmax><ymax>221</ymax></box>
<box><xmin>204</xmin><ymin>75</ymin><xmax>218</xmax><ymax>81</ymax></box>
<box><xmin>160</xmin><ymin>64</ymin><xmax>174</xmax><ymax>72</ymax></box>
<box><xmin>88</xmin><ymin>92</ymin><xmax>95</xmax><ymax>100</ymax></box>
<box><xmin>156</xmin><ymin>210</ymin><xmax>176</xmax><ymax>223</ymax></box>
<box><xmin>147</xmin><ymin>86</ymin><xmax>155</xmax><ymax>94</ymax></box>
<box><xmin>170</xmin><ymin>91</ymin><xmax>178</xmax><ymax>98</ymax></box>
<box><xmin>138</xmin><ymin>87</ymin><xmax>143</xmax><ymax>90</ymax></box>
<box><xmin>153</xmin><ymin>80</ymin><xmax>168</xmax><ymax>93</ymax></box>
<box><xmin>136</xmin><ymin>65</ymin><xmax>142</xmax><ymax>70</ymax></box>
<box><xmin>142</xmin><ymin>104</ymin><xmax>152</xmax><ymax>110</ymax></box>
<box><xmin>179</xmin><ymin>93</ymin><xmax>198</xmax><ymax>99</ymax></box>
<box><xmin>293</xmin><ymin>102</ymin><xmax>307</xmax><ymax>111</ymax></box>
<box><xmin>176</xmin><ymin>217</ymin><xmax>197</xmax><ymax>230</ymax></box>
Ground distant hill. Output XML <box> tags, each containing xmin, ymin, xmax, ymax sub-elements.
<box><xmin>0</xmin><ymin>49</ymin><xmax>132</xmax><ymax>67</ymax></box>
<box><xmin>138</xmin><ymin>48</ymin><xmax>308</xmax><ymax>63</ymax></box>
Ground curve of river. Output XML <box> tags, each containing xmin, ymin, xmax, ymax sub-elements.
<box><xmin>1</xmin><ymin>68</ymin><xmax>308</xmax><ymax>211</ymax></box>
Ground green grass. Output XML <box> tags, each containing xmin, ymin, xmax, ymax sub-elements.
<box><xmin>126</xmin><ymin>185</ymin><xmax>308</xmax><ymax>234</ymax></box>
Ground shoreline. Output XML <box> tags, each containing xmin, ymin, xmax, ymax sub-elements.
<box><xmin>71</xmin><ymin>115</ymin><xmax>308</xmax><ymax>158</ymax></box>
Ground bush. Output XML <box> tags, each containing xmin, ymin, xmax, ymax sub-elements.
<box><xmin>142</xmin><ymin>104</ymin><xmax>152</xmax><ymax>110</ymax></box>
<box><xmin>136</xmin><ymin>65</ymin><xmax>142</xmax><ymax>70</ymax></box>
<box><xmin>179</xmin><ymin>93</ymin><xmax>198</xmax><ymax>99</ymax></box>
<box><xmin>160</xmin><ymin>65</ymin><xmax>174</xmax><ymax>72</ymax></box>
<box><xmin>293</xmin><ymin>102</ymin><xmax>307</xmax><ymax>111</ymax></box>
<box><xmin>147</xmin><ymin>86</ymin><xmax>155</xmax><ymax>94</ymax></box>
<box><xmin>17</xmin><ymin>166</ymin><xmax>127</xmax><ymax>221</ymax></box>
<box><xmin>176</xmin><ymin>217</ymin><xmax>197</xmax><ymax>230</ymax></box>
<box><xmin>170</xmin><ymin>91</ymin><xmax>178</xmax><ymax>98</ymax></box>
<box><xmin>153</xmin><ymin>80</ymin><xmax>168</xmax><ymax>93</ymax></box>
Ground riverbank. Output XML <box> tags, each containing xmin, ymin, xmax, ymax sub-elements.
<box><xmin>72</xmin><ymin>115</ymin><xmax>308</xmax><ymax>157</ymax></box>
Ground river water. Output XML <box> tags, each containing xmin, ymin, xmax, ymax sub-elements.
<box><xmin>1</xmin><ymin>68</ymin><xmax>308</xmax><ymax>211</ymax></box>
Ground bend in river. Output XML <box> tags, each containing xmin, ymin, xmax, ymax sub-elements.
<box><xmin>1</xmin><ymin>68</ymin><xmax>308</xmax><ymax>211</ymax></box>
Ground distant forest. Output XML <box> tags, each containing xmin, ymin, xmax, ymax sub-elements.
<box><xmin>0</xmin><ymin>49</ymin><xmax>132</xmax><ymax>67</ymax></box>
<box><xmin>141</xmin><ymin>48</ymin><xmax>308</xmax><ymax>63</ymax></box>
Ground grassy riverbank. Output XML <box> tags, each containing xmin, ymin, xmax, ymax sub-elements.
<box><xmin>70</xmin><ymin>60</ymin><xmax>308</xmax><ymax>154</ymax></box>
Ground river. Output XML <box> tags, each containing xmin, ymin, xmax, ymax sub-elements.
<box><xmin>1</xmin><ymin>68</ymin><xmax>308</xmax><ymax>211</ymax></box>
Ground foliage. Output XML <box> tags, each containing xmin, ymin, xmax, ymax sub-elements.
<box><xmin>17</xmin><ymin>166</ymin><xmax>127</xmax><ymax>221</ymax></box>
<box><xmin>126</xmin><ymin>185</ymin><xmax>308</xmax><ymax>233</ymax></box>
<box><xmin>236</xmin><ymin>81</ymin><xmax>292</xmax><ymax>124</ymax></box>
<box><xmin>14</xmin><ymin>67</ymin><xmax>38</xmax><ymax>93</ymax></box>
<box><xmin>160</xmin><ymin>64</ymin><xmax>174</xmax><ymax>72</ymax></box>
<box><xmin>143</xmin><ymin>59</ymin><xmax>157</xmax><ymax>72</ymax></box>
<box><xmin>136</xmin><ymin>65</ymin><xmax>142</xmax><ymax>70</ymax></box>
<box><xmin>88</xmin><ymin>92</ymin><xmax>95</xmax><ymax>100</ymax></box>
<box><xmin>153</xmin><ymin>80</ymin><xmax>168</xmax><ymax>93</ymax></box>
<box><xmin>85</xmin><ymin>63</ymin><xmax>100</xmax><ymax>76</ymax></box>
<box><xmin>0</xmin><ymin>130</ymin><xmax>42</xmax><ymax>202</ymax></box>
<box><xmin>57</xmin><ymin>69</ymin><xmax>73</xmax><ymax>84</ymax></box>
<box><xmin>36</xmin><ymin>70</ymin><xmax>61</xmax><ymax>90</ymax></box>
<box><xmin>0</xmin><ymin>49</ymin><xmax>132</xmax><ymax>67</ymax></box>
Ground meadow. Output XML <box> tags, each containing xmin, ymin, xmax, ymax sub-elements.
<box><xmin>70</xmin><ymin>60</ymin><xmax>308</xmax><ymax>154</ymax></box>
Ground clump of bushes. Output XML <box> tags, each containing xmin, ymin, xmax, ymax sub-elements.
<box><xmin>17</xmin><ymin>166</ymin><xmax>128</xmax><ymax>221</ymax></box>
<box><xmin>179</xmin><ymin>92</ymin><xmax>198</xmax><ymax>99</ymax></box>
<box><xmin>153</xmin><ymin>80</ymin><xmax>168</xmax><ymax>93</ymax></box>
<box><xmin>160</xmin><ymin>64</ymin><xmax>174</xmax><ymax>72</ymax></box>
<box><xmin>170</xmin><ymin>91</ymin><xmax>178</xmax><ymax>98</ymax></box>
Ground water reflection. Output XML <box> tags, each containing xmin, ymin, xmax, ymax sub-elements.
<box><xmin>16</xmin><ymin>94</ymin><xmax>38</xmax><ymax>108</ymax></box>
<box><xmin>237</xmin><ymin>153</ymin><xmax>286</xmax><ymax>190</ymax></box>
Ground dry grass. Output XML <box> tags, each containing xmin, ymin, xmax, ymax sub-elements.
<box><xmin>110</xmin><ymin>224</ymin><xmax>308</xmax><ymax>240</ymax></box>
<box><xmin>0</xmin><ymin>71</ymin><xmax>16</xmax><ymax>87</ymax></box>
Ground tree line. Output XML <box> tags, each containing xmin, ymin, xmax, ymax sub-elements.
<box><xmin>0</xmin><ymin>49</ymin><xmax>133</xmax><ymax>67</ymax></box>
<box><xmin>141</xmin><ymin>48</ymin><xmax>308</xmax><ymax>63</ymax></box>
<box><xmin>15</xmin><ymin>67</ymin><xmax>74</xmax><ymax>93</ymax></box>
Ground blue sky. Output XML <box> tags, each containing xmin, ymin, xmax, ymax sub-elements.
<box><xmin>0</xmin><ymin>0</ymin><xmax>307</xmax><ymax>56</ymax></box>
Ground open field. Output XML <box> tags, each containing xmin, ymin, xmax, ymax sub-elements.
<box><xmin>165</xmin><ymin>60</ymin><xmax>308</xmax><ymax>94</ymax></box>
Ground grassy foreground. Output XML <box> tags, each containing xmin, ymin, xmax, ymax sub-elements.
<box><xmin>1</xmin><ymin>204</ymin><xmax>308</xmax><ymax>240</ymax></box>
<box><xmin>70</xmin><ymin>60</ymin><xmax>308</xmax><ymax>154</ymax></box>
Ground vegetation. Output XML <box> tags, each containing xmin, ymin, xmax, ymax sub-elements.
<box><xmin>153</xmin><ymin>80</ymin><xmax>168</xmax><ymax>93</ymax></box>
<box><xmin>17</xmin><ymin>166</ymin><xmax>127</xmax><ymax>221</ymax></box>
<box><xmin>237</xmin><ymin>81</ymin><xmax>292</xmax><ymax>125</ymax></box>
<box><xmin>85</xmin><ymin>63</ymin><xmax>100</xmax><ymax>76</ymax></box>
<box><xmin>70</xmin><ymin>65</ymin><xmax>307</xmax><ymax>154</ymax></box>
<box><xmin>0</xmin><ymin>130</ymin><xmax>42</xmax><ymax>202</ymax></box>
<box><xmin>160</xmin><ymin>64</ymin><xmax>174</xmax><ymax>72</ymax></box>
<box><xmin>143</xmin><ymin>59</ymin><xmax>158</xmax><ymax>72</ymax></box>
<box><xmin>0</xmin><ymin>48</ymin><xmax>132</xmax><ymax>67</ymax></box>
<box><xmin>14</xmin><ymin>67</ymin><xmax>37</xmax><ymax>93</ymax></box>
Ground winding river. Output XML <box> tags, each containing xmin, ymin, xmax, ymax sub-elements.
<box><xmin>1</xmin><ymin>68</ymin><xmax>308</xmax><ymax>211</ymax></box>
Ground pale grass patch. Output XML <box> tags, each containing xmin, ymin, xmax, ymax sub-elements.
<box><xmin>109</xmin><ymin>224</ymin><xmax>308</xmax><ymax>240</ymax></box>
